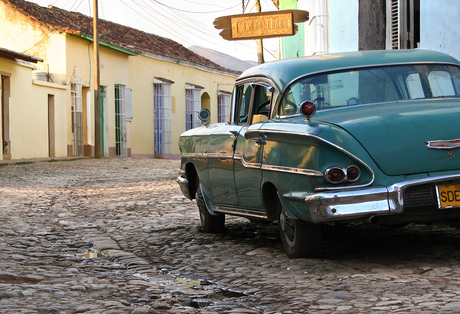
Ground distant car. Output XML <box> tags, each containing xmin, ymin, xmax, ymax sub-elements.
<box><xmin>177</xmin><ymin>49</ymin><xmax>460</xmax><ymax>258</ymax></box>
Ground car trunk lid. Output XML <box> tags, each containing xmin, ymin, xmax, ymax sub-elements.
<box><xmin>317</xmin><ymin>100</ymin><xmax>460</xmax><ymax>176</ymax></box>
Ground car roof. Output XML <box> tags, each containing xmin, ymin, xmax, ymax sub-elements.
<box><xmin>238</xmin><ymin>49</ymin><xmax>460</xmax><ymax>92</ymax></box>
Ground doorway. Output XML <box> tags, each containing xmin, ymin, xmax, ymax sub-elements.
<box><xmin>48</xmin><ymin>94</ymin><xmax>55</xmax><ymax>157</ymax></box>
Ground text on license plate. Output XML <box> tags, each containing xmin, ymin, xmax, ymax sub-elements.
<box><xmin>436</xmin><ymin>185</ymin><xmax>460</xmax><ymax>209</ymax></box>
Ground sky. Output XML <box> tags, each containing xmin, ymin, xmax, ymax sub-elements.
<box><xmin>31</xmin><ymin>0</ymin><xmax>279</xmax><ymax>62</ymax></box>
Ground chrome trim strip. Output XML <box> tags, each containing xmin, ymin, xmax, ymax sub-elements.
<box><xmin>200</xmin><ymin>184</ymin><xmax>268</xmax><ymax>219</ymax></box>
<box><xmin>207</xmin><ymin>153</ymin><xmax>233</xmax><ymax>159</ymax></box>
<box><xmin>212</xmin><ymin>206</ymin><xmax>268</xmax><ymax>219</ymax></box>
<box><xmin>426</xmin><ymin>138</ymin><xmax>460</xmax><ymax>150</ymax></box>
<box><xmin>255</xmin><ymin>129</ymin><xmax>375</xmax><ymax>189</ymax></box>
<box><xmin>182</xmin><ymin>130</ymin><xmax>372</xmax><ymax>181</ymax></box>
<box><xmin>241</xmin><ymin>155</ymin><xmax>261</xmax><ymax>169</ymax></box>
<box><xmin>262</xmin><ymin>164</ymin><xmax>323</xmax><ymax>177</ymax></box>
<box><xmin>239</xmin><ymin>154</ymin><xmax>323</xmax><ymax>176</ymax></box>
<box><xmin>181</xmin><ymin>152</ymin><xmax>233</xmax><ymax>159</ymax></box>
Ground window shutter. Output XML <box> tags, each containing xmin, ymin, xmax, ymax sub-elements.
<box><xmin>125</xmin><ymin>87</ymin><xmax>132</xmax><ymax>119</ymax></box>
<box><xmin>390</xmin><ymin>0</ymin><xmax>399</xmax><ymax>49</ymax></box>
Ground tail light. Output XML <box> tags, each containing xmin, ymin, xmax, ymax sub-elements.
<box><xmin>325</xmin><ymin>168</ymin><xmax>346</xmax><ymax>184</ymax></box>
<box><xmin>325</xmin><ymin>165</ymin><xmax>361</xmax><ymax>184</ymax></box>
<box><xmin>346</xmin><ymin>165</ymin><xmax>361</xmax><ymax>181</ymax></box>
<box><xmin>299</xmin><ymin>101</ymin><xmax>316</xmax><ymax>120</ymax></box>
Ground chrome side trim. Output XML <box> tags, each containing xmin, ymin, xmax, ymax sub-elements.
<box><xmin>241</xmin><ymin>155</ymin><xmax>261</xmax><ymax>169</ymax></box>
<box><xmin>256</xmin><ymin>129</ymin><xmax>375</xmax><ymax>189</ymax></box>
<box><xmin>181</xmin><ymin>152</ymin><xmax>233</xmax><ymax>159</ymax></box>
<box><xmin>207</xmin><ymin>153</ymin><xmax>233</xmax><ymax>159</ymax></box>
<box><xmin>212</xmin><ymin>206</ymin><xmax>268</xmax><ymax>220</ymax></box>
<box><xmin>182</xmin><ymin>129</ymin><xmax>372</xmax><ymax>182</ymax></box>
<box><xmin>239</xmin><ymin>154</ymin><xmax>323</xmax><ymax>176</ymax></box>
<box><xmin>200</xmin><ymin>184</ymin><xmax>268</xmax><ymax>219</ymax></box>
<box><xmin>262</xmin><ymin>164</ymin><xmax>323</xmax><ymax>177</ymax></box>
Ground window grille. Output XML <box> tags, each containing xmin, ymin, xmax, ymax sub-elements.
<box><xmin>386</xmin><ymin>0</ymin><xmax>419</xmax><ymax>49</ymax></box>
<box><xmin>70</xmin><ymin>67</ymin><xmax>83</xmax><ymax>156</ymax></box>
<box><xmin>390</xmin><ymin>0</ymin><xmax>399</xmax><ymax>49</ymax></box>
<box><xmin>185</xmin><ymin>85</ymin><xmax>202</xmax><ymax>130</ymax></box>
<box><xmin>115</xmin><ymin>84</ymin><xmax>127</xmax><ymax>157</ymax></box>
<box><xmin>154</xmin><ymin>83</ymin><xmax>172</xmax><ymax>154</ymax></box>
<box><xmin>218</xmin><ymin>91</ymin><xmax>232</xmax><ymax>123</ymax></box>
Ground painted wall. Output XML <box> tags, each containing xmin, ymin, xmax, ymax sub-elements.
<box><xmin>0</xmin><ymin>58</ymin><xmax>67</xmax><ymax>159</ymax></box>
<box><xmin>328</xmin><ymin>0</ymin><xmax>359</xmax><ymax>53</ymax></box>
<box><xmin>295</xmin><ymin>0</ymin><xmax>459</xmax><ymax>61</ymax></box>
<box><xmin>420</xmin><ymin>0</ymin><xmax>460</xmax><ymax>61</ymax></box>
<box><xmin>1</xmin><ymin>1</ymin><xmax>237</xmax><ymax>160</ymax></box>
<box><xmin>129</xmin><ymin>55</ymin><xmax>237</xmax><ymax>156</ymax></box>
<box><xmin>65</xmin><ymin>36</ymin><xmax>132</xmax><ymax>155</ymax></box>
<box><xmin>280</xmin><ymin>0</ymin><xmax>305</xmax><ymax>59</ymax></box>
<box><xmin>0</xmin><ymin>2</ymin><xmax>68</xmax><ymax>84</ymax></box>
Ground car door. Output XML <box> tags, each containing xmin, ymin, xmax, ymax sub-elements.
<box><xmin>233</xmin><ymin>82</ymin><xmax>274</xmax><ymax>211</ymax></box>
<box><xmin>207</xmin><ymin>84</ymin><xmax>251</xmax><ymax>206</ymax></box>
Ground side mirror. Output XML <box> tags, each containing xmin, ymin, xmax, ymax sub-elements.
<box><xmin>198</xmin><ymin>108</ymin><xmax>210</xmax><ymax>122</ymax></box>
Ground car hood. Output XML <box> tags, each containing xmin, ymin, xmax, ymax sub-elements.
<box><xmin>316</xmin><ymin>99</ymin><xmax>460</xmax><ymax>176</ymax></box>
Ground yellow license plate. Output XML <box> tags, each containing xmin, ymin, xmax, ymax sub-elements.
<box><xmin>436</xmin><ymin>185</ymin><xmax>460</xmax><ymax>209</ymax></box>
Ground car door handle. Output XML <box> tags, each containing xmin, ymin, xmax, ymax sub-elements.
<box><xmin>229</xmin><ymin>130</ymin><xmax>238</xmax><ymax>139</ymax></box>
<box><xmin>252</xmin><ymin>138</ymin><xmax>265</xmax><ymax>148</ymax></box>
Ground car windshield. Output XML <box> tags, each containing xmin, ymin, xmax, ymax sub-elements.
<box><xmin>279</xmin><ymin>64</ymin><xmax>460</xmax><ymax>115</ymax></box>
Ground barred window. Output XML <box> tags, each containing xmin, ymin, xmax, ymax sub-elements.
<box><xmin>115</xmin><ymin>84</ymin><xmax>127</xmax><ymax>157</ymax></box>
<box><xmin>185</xmin><ymin>84</ymin><xmax>203</xmax><ymax>130</ymax></box>
<box><xmin>154</xmin><ymin>82</ymin><xmax>172</xmax><ymax>154</ymax></box>
<box><xmin>218</xmin><ymin>91</ymin><xmax>232</xmax><ymax>123</ymax></box>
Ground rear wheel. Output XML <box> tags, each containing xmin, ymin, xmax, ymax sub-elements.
<box><xmin>196</xmin><ymin>185</ymin><xmax>225</xmax><ymax>233</ymax></box>
<box><xmin>279</xmin><ymin>210</ymin><xmax>323</xmax><ymax>258</ymax></box>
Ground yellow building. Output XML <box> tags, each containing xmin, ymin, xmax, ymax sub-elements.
<box><xmin>0</xmin><ymin>48</ymin><xmax>68</xmax><ymax>160</ymax></box>
<box><xmin>0</xmin><ymin>0</ymin><xmax>239</xmax><ymax>159</ymax></box>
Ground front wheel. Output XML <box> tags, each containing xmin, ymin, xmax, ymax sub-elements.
<box><xmin>196</xmin><ymin>186</ymin><xmax>225</xmax><ymax>233</ymax></box>
<box><xmin>279</xmin><ymin>211</ymin><xmax>323</xmax><ymax>258</ymax></box>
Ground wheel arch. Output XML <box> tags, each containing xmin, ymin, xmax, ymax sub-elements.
<box><xmin>262</xmin><ymin>182</ymin><xmax>282</xmax><ymax>220</ymax></box>
<box><xmin>184</xmin><ymin>162</ymin><xmax>198</xmax><ymax>199</ymax></box>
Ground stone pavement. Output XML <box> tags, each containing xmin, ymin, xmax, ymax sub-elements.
<box><xmin>1</xmin><ymin>158</ymin><xmax>460</xmax><ymax>313</ymax></box>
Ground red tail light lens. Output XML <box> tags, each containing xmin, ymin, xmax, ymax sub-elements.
<box><xmin>346</xmin><ymin>165</ymin><xmax>361</xmax><ymax>182</ymax></box>
<box><xmin>326</xmin><ymin>168</ymin><xmax>345</xmax><ymax>184</ymax></box>
<box><xmin>300</xmin><ymin>101</ymin><xmax>316</xmax><ymax>118</ymax></box>
<box><xmin>325</xmin><ymin>165</ymin><xmax>361</xmax><ymax>184</ymax></box>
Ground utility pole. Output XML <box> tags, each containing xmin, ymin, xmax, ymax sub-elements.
<box><xmin>255</xmin><ymin>0</ymin><xmax>265</xmax><ymax>64</ymax></box>
<box><xmin>93</xmin><ymin>0</ymin><xmax>101</xmax><ymax>158</ymax></box>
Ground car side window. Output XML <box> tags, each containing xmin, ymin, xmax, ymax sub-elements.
<box><xmin>235</xmin><ymin>84</ymin><xmax>253</xmax><ymax>125</ymax></box>
<box><xmin>234</xmin><ymin>83</ymin><xmax>273</xmax><ymax>125</ymax></box>
<box><xmin>251</xmin><ymin>84</ymin><xmax>272</xmax><ymax>124</ymax></box>
<box><xmin>428</xmin><ymin>71</ymin><xmax>456</xmax><ymax>97</ymax></box>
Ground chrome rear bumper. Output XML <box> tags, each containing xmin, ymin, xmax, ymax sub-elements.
<box><xmin>300</xmin><ymin>173</ymin><xmax>460</xmax><ymax>223</ymax></box>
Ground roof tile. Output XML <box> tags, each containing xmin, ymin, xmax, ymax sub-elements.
<box><xmin>2</xmin><ymin>0</ymin><xmax>240</xmax><ymax>74</ymax></box>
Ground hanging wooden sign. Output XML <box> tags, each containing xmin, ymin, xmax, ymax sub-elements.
<box><xmin>214</xmin><ymin>10</ymin><xmax>309</xmax><ymax>41</ymax></box>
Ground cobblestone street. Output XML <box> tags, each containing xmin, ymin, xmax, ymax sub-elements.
<box><xmin>2</xmin><ymin>158</ymin><xmax>460</xmax><ymax>313</ymax></box>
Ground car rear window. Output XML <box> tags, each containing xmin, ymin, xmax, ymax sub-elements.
<box><xmin>279</xmin><ymin>64</ymin><xmax>460</xmax><ymax>115</ymax></box>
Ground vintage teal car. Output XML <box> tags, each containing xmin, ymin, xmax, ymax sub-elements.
<box><xmin>178</xmin><ymin>49</ymin><xmax>460</xmax><ymax>258</ymax></box>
